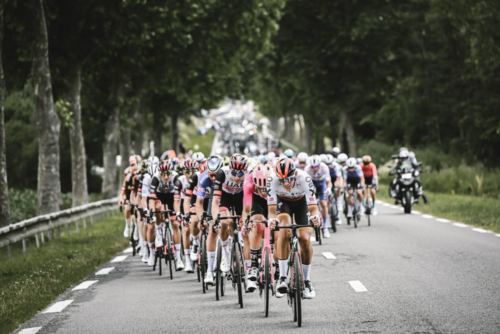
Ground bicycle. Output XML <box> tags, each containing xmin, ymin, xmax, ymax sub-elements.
<box><xmin>198</xmin><ymin>212</ymin><xmax>210</xmax><ymax>294</ymax></box>
<box><xmin>247</xmin><ymin>218</ymin><xmax>275</xmax><ymax>317</ymax></box>
<box><xmin>363</xmin><ymin>185</ymin><xmax>375</xmax><ymax>227</ymax></box>
<box><xmin>327</xmin><ymin>192</ymin><xmax>337</xmax><ymax>233</ymax></box>
<box><xmin>346</xmin><ymin>187</ymin><xmax>361</xmax><ymax>228</ymax></box>
<box><xmin>150</xmin><ymin>210</ymin><xmax>176</xmax><ymax>279</ymax></box>
<box><xmin>314</xmin><ymin>194</ymin><xmax>322</xmax><ymax>245</ymax></box>
<box><xmin>275</xmin><ymin>218</ymin><xmax>315</xmax><ymax>327</ymax></box>
<box><xmin>214</xmin><ymin>209</ymin><xmax>246</xmax><ymax>308</ymax></box>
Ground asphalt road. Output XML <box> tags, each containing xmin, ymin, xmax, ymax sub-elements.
<box><xmin>15</xmin><ymin>203</ymin><xmax>500</xmax><ymax>334</ymax></box>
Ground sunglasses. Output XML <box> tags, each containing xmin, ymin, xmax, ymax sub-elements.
<box><xmin>311</xmin><ymin>165</ymin><xmax>320</xmax><ymax>170</ymax></box>
<box><xmin>231</xmin><ymin>170</ymin><xmax>245</xmax><ymax>177</ymax></box>
<box><xmin>256</xmin><ymin>186</ymin><xmax>267</xmax><ymax>192</ymax></box>
<box><xmin>278</xmin><ymin>176</ymin><xmax>295</xmax><ymax>184</ymax></box>
<box><xmin>161</xmin><ymin>171</ymin><xmax>172</xmax><ymax>176</ymax></box>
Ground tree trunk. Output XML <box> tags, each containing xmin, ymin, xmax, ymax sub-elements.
<box><xmin>119</xmin><ymin>126</ymin><xmax>131</xmax><ymax>186</ymax></box>
<box><xmin>133</xmin><ymin>100</ymin><xmax>145</xmax><ymax>156</ymax></box>
<box><xmin>33</xmin><ymin>0</ymin><xmax>61</xmax><ymax>215</ymax></box>
<box><xmin>339</xmin><ymin>109</ymin><xmax>357</xmax><ymax>157</ymax></box>
<box><xmin>101</xmin><ymin>78</ymin><xmax>124</xmax><ymax>198</ymax></box>
<box><xmin>305</xmin><ymin>122</ymin><xmax>313</xmax><ymax>152</ymax></box>
<box><xmin>328</xmin><ymin>116</ymin><xmax>337</xmax><ymax>149</ymax></box>
<box><xmin>314</xmin><ymin>127</ymin><xmax>325</xmax><ymax>153</ymax></box>
<box><xmin>152</xmin><ymin>107</ymin><xmax>163</xmax><ymax>154</ymax></box>
<box><xmin>170</xmin><ymin>113</ymin><xmax>179</xmax><ymax>153</ymax></box>
<box><xmin>0</xmin><ymin>2</ymin><xmax>11</xmax><ymax>227</ymax></box>
<box><xmin>68</xmin><ymin>65</ymin><xmax>88</xmax><ymax>207</ymax></box>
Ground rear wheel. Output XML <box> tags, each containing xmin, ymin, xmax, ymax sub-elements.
<box><xmin>234</xmin><ymin>244</ymin><xmax>244</xmax><ymax>308</ymax></box>
<box><xmin>215</xmin><ymin>240</ymin><xmax>222</xmax><ymax>300</ymax></box>
<box><xmin>165</xmin><ymin>233</ymin><xmax>173</xmax><ymax>280</ymax></box>
<box><xmin>200</xmin><ymin>234</ymin><xmax>207</xmax><ymax>294</ymax></box>
<box><xmin>329</xmin><ymin>203</ymin><xmax>337</xmax><ymax>233</ymax></box>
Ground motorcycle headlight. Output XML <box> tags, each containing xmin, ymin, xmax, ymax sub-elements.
<box><xmin>414</xmin><ymin>170</ymin><xmax>419</xmax><ymax>177</ymax></box>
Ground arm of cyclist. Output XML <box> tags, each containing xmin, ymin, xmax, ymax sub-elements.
<box><xmin>242</xmin><ymin>175</ymin><xmax>254</xmax><ymax>229</ymax></box>
<box><xmin>266</xmin><ymin>175</ymin><xmax>279</xmax><ymax>229</ymax></box>
<box><xmin>173</xmin><ymin>176</ymin><xmax>183</xmax><ymax>221</ymax></box>
<box><xmin>210</xmin><ymin>169</ymin><xmax>225</xmax><ymax>223</ymax></box>
<box><xmin>303</xmin><ymin>174</ymin><xmax>320</xmax><ymax>226</ymax></box>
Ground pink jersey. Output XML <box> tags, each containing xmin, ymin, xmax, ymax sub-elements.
<box><xmin>243</xmin><ymin>173</ymin><xmax>267</xmax><ymax>206</ymax></box>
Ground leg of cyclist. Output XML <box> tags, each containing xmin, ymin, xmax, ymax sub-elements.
<box><xmin>347</xmin><ymin>187</ymin><xmax>354</xmax><ymax>218</ymax></box>
<box><xmin>218</xmin><ymin>208</ymin><xmax>232</xmax><ymax>272</ymax></box>
<box><xmin>170</xmin><ymin>211</ymin><xmax>184</xmax><ymax>271</ymax></box>
<box><xmin>298</xmin><ymin>226</ymin><xmax>315</xmax><ymax>298</ymax></box>
<box><xmin>205</xmin><ymin>217</ymin><xmax>218</xmax><ymax>285</ymax></box>
<box><xmin>247</xmin><ymin>213</ymin><xmax>265</xmax><ymax>292</ymax></box>
<box><xmin>276</xmin><ymin>213</ymin><xmax>292</xmax><ymax>298</ymax></box>
<box><xmin>123</xmin><ymin>203</ymin><xmax>131</xmax><ymax>238</ymax></box>
<box><xmin>189</xmin><ymin>208</ymin><xmax>201</xmax><ymax>261</ymax></box>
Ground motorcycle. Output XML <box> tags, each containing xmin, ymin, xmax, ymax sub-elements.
<box><xmin>393</xmin><ymin>163</ymin><xmax>420</xmax><ymax>214</ymax></box>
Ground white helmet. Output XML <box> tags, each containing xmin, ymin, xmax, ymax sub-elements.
<box><xmin>284</xmin><ymin>149</ymin><xmax>294</xmax><ymax>158</ymax></box>
<box><xmin>297</xmin><ymin>152</ymin><xmax>308</xmax><ymax>163</ymax></box>
<box><xmin>267</xmin><ymin>151</ymin><xmax>276</xmax><ymax>159</ymax></box>
<box><xmin>346</xmin><ymin>157</ymin><xmax>357</xmax><ymax>168</ymax></box>
<box><xmin>332</xmin><ymin>147</ymin><xmax>341</xmax><ymax>155</ymax></box>
<box><xmin>320</xmin><ymin>154</ymin><xmax>328</xmax><ymax>164</ymax></box>
<box><xmin>408</xmin><ymin>151</ymin><xmax>416</xmax><ymax>160</ymax></box>
<box><xmin>147</xmin><ymin>156</ymin><xmax>159</xmax><ymax>175</ymax></box>
<box><xmin>192</xmin><ymin>152</ymin><xmax>205</xmax><ymax>163</ymax></box>
<box><xmin>324</xmin><ymin>154</ymin><xmax>335</xmax><ymax>165</ymax></box>
<box><xmin>337</xmin><ymin>153</ymin><xmax>348</xmax><ymax>163</ymax></box>
<box><xmin>399</xmin><ymin>150</ymin><xmax>409</xmax><ymax>159</ymax></box>
<box><xmin>207</xmin><ymin>155</ymin><xmax>224</xmax><ymax>173</ymax></box>
<box><xmin>309</xmin><ymin>155</ymin><xmax>321</xmax><ymax>167</ymax></box>
<box><xmin>357</xmin><ymin>158</ymin><xmax>363</xmax><ymax>164</ymax></box>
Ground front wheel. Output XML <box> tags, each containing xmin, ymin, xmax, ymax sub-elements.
<box><xmin>404</xmin><ymin>191</ymin><xmax>412</xmax><ymax>214</ymax></box>
<box><xmin>200</xmin><ymin>234</ymin><xmax>207</xmax><ymax>294</ymax></box>
<box><xmin>263</xmin><ymin>251</ymin><xmax>271</xmax><ymax>317</ymax></box>
<box><xmin>234</xmin><ymin>244</ymin><xmax>244</xmax><ymax>308</ymax></box>
<box><xmin>294</xmin><ymin>254</ymin><xmax>303</xmax><ymax>327</ymax></box>
<box><xmin>215</xmin><ymin>240</ymin><xmax>222</xmax><ymax>300</ymax></box>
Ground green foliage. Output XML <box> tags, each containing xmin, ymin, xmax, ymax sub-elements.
<box><xmin>0</xmin><ymin>215</ymin><xmax>129</xmax><ymax>334</ymax></box>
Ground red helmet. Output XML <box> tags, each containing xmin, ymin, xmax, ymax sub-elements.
<box><xmin>198</xmin><ymin>158</ymin><xmax>208</xmax><ymax>173</ymax></box>
<box><xmin>275</xmin><ymin>158</ymin><xmax>296</xmax><ymax>178</ymax></box>
<box><xmin>229</xmin><ymin>154</ymin><xmax>248</xmax><ymax>171</ymax></box>
<box><xmin>159</xmin><ymin>160</ymin><xmax>172</xmax><ymax>173</ymax></box>
<box><xmin>253</xmin><ymin>164</ymin><xmax>271</xmax><ymax>188</ymax></box>
<box><xmin>184</xmin><ymin>158</ymin><xmax>199</xmax><ymax>170</ymax></box>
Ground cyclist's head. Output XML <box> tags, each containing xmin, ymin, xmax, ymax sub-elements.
<box><xmin>229</xmin><ymin>154</ymin><xmax>248</xmax><ymax>181</ymax></box>
<box><xmin>253</xmin><ymin>164</ymin><xmax>271</xmax><ymax>195</ymax></box>
<box><xmin>207</xmin><ymin>155</ymin><xmax>223</xmax><ymax>180</ymax></box>
<box><xmin>275</xmin><ymin>158</ymin><xmax>297</xmax><ymax>190</ymax></box>
<box><xmin>362</xmin><ymin>155</ymin><xmax>372</xmax><ymax>165</ymax></box>
<box><xmin>183</xmin><ymin>158</ymin><xmax>198</xmax><ymax>176</ymax></box>
<box><xmin>283</xmin><ymin>149</ymin><xmax>294</xmax><ymax>159</ymax></box>
<box><xmin>192</xmin><ymin>152</ymin><xmax>205</xmax><ymax>163</ymax></box>
<box><xmin>332</xmin><ymin>147</ymin><xmax>341</xmax><ymax>157</ymax></box>
<box><xmin>129</xmin><ymin>155</ymin><xmax>137</xmax><ymax>167</ymax></box>
<box><xmin>147</xmin><ymin>156</ymin><xmax>159</xmax><ymax>175</ymax></box>
<box><xmin>259</xmin><ymin>155</ymin><xmax>269</xmax><ymax>164</ymax></box>
<box><xmin>399</xmin><ymin>149</ymin><xmax>409</xmax><ymax>161</ymax></box>
<box><xmin>337</xmin><ymin>153</ymin><xmax>348</xmax><ymax>165</ymax></box>
<box><xmin>320</xmin><ymin>154</ymin><xmax>328</xmax><ymax>164</ymax></box>
<box><xmin>297</xmin><ymin>152</ymin><xmax>308</xmax><ymax>163</ymax></box>
<box><xmin>309</xmin><ymin>155</ymin><xmax>321</xmax><ymax>169</ymax></box>
<box><xmin>346</xmin><ymin>157</ymin><xmax>357</xmax><ymax>169</ymax></box>
<box><xmin>324</xmin><ymin>154</ymin><xmax>335</xmax><ymax>166</ymax></box>
<box><xmin>159</xmin><ymin>160</ymin><xmax>173</xmax><ymax>178</ymax></box>
<box><xmin>198</xmin><ymin>158</ymin><xmax>208</xmax><ymax>173</ymax></box>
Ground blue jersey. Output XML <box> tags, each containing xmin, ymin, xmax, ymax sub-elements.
<box><xmin>196</xmin><ymin>170</ymin><xmax>213</xmax><ymax>199</ymax></box>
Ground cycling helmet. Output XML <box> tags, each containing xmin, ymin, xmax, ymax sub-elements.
<box><xmin>135</xmin><ymin>155</ymin><xmax>142</xmax><ymax>165</ymax></box>
<box><xmin>129</xmin><ymin>155</ymin><xmax>137</xmax><ymax>167</ymax></box>
<box><xmin>399</xmin><ymin>150</ymin><xmax>409</xmax><ymax>159</ymax></box>
<box><xmin>253</xmin><ymin>164</ymin><xmax>271</xmax><ymax>188</ymax></box>
<box><xmin>140</xmin><ymin>159</ymin><xmax>149</xmax><ymax>173</ymax></box>
<box><xmin>229</xmin><ymin>154</ymin><xmax>248</xmax><ymax>171</ymax></box>
<box><xmin>148</xmin><ymin>156</ymin><xmax>159</xmax><ymax>175</ymax></box>
<box><xmin>184</xmin><ymin>158</ymin><xmax>199</xmax><ymax>170</ymax></box>
<box><xmin>170</xmin><ymin>157</ymin><xmax>179</xmax><ymax>167</ymax></box>
<box><xmin>198</xmin><ymin>158</ymin><xmax>208</xmax><ymax>173</ymax></box>
<box><xmin>192</xmin><ymin>152</ymin><xmax>205</xmax><ymax>163</ymax></box>
<box><xmin>399</xmin><ymin>147</ymin><xmax>408</xmax><ymax>153</ymax></box>
<box><xmin>207</xmin><ymin>155</ymin><xmax>224</xmax><ymax>173</ymax></box>
<box><xmin>159</xmin><ymin>160</ymin><xmax>172</xmax><ymax>173</ymax></box>
<box><xmin>275</xmin><ymin>158</ymin><xmax>296</xmax><ymax>178</ymax></box>
<box><xmin>309</xmin><ymin>155</ymin><xmax>321</xmax><ymax>167</ymax></box>
<box><xmin>320</xmin><ymin>154</ymin><xmax>328</xmax><ymax>164</ymax></box>
<box><xmin>337</xmin><ymin>153</ymin><xmax>348</xmax><ymax>163</ymax></box>
<box><xmin>346</xmin><ymin>157</ymin><xmax>357</xmax><ymax>168</ymax></box>
<box><xmin>362</xmin><ymin>155</ymin><xmax>372</xmax><ymax>164</ymax></box>
<box><xmin>357</xmin><ymin>158</ymin><xmax>363</xmax><ymax>164</ymax></box>
<box><xmin>332</xmin><ymin>147</ymin><xmax>341</xmax><ymax>156</ymax></box>
<box><xmin>259</xmin><ymin>155</ymin><xmax>269</xmax><ymax>164</ymax></box>
<box><xmin>267</xmin><ymin>151</ymin><xmax>276</xmax><ymax>159</ymax></box>
<box><xmin>297</xmin><ymin>152</ymin><xmax>308</xmax><ymax>163</ymax></box>
<box><xmin>324</xmin><ymin>154</ymin><xmax>335</xmax><ymax>165</ymax></box>
<box><xmin>283</xmin><ymin>149</ymin><xmax>294</xmax><ymax>158</ymax></box>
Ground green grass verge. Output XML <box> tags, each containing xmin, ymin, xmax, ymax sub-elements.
<box><xmin>377</xmin><ymin>184</ymin><xmax>500</xmax><ymax>233</ymax></box>
<box><xmin>0</xmin><ymin>215</ymin><xmax>129</xmax><ymax>334</ymax></box>
<box><xmin>179</xmin><ymin>121</ymin><xmax>215</xmax><ymax>157</ymax></box>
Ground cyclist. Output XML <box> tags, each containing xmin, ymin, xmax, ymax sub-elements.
<box><xmin>196</xmin><ymin>155</ymin><xmax>224</xmax><ymax>285</ymax></box>
<box><xmin>242</xmin><ymin>164</ymin><xmax>274</xmax><ymax>292</ymax></box>
<box><xmin>146</xmin><ymin>160</ymin><xmax>185</xmax><ymax>270</ymax></box>
<box><xmin>337</xmin><ymin>153</ymin><xmax>348</xmax><ymax>215</ymax></box>
<box><xmin>283</xmin><ymin>149</ymin><xmax>294</xmax><ymax>160</ymax></box>
<box><xmin>179</xmin><ymin>159</ymin><xmax>199</xmax><ymax>273</ymax></box>
<box><xmin>324</xmin><ymin>154</ymin><xmax>343</xmax><ymax>231</ymax></box>
<box><xmin>134</xmin><ymin>157</ymin><xmax>149</xmax><ymax>262</ymax></box>
<box><xmin>141</xmin><ymin>157</ymin><xmax>159</xmax><ymax>266</ymax></box>
<box><xmin>268</xmin><ymin>158</ymin><xmax>320</xmax><ymax>299</ymax></box>
<box><xmin>360</xmin><ymin>155</ymin><xmax>379</xmax><ymax>216</ymax></box>
<box><xmin>296</xmin><ymin>152</ymin><xmax>308</xmax><ymax>170</ymax></box>
<box><xmin>304</xmin><ymin>155</ymin><xmax>332</xmax><ymax>232</ymax></box>
<box><xmin>211</xmin><ymin>154</ymin><xmax>248</xmax><ymax>274</ymax></box>
<box><xmin>344</xmin><ymin>157</ymin><xmax>365</xmax><ymax>219</ymax></box>
<box><xmin>118</xmin><ymin>155</ymin><xmax>138</xmax><ymax>238</ymax></box>
<box><xmin>332</xmin><ymin>147</ymin><xmax>341</xmax><ymax>159</ymax></box>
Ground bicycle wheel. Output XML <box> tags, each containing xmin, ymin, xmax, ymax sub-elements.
<box><xmin>158</xmin><ymin>248</ymin><xmax>162</xmax><ymax>276</ymax></box>
<box><xmin>366</xmin><ymin>198</ymin><xmax>371</xmax><ymax>227</ymax></box>
<box><xmin>215</xmin><ymin>240</ymin><xmax>222</xmax><ymax>300</ymax></box>
<box><xmin>234</xmin><ymin>243</ymin><xmax>244</xmax><ymax>308</ymax></box>
<box><xmin>329</xmin><ymin>203</ymin><xmax>337</xmax><ymax>233</ymax></box>
<box><xmin>200</xmin><ymin>233</ymin><xmax>207</xmax><ymax>294</ymax></box>
<box><xmin>353</xmin><ymin>208</ymin><xmax>358</xmax><ymax>229</ymax></box>
<box><xmin>315</xmin><ymin>226</ymin><xmax>322</xmax><ymax>245</ymax></box>
<box><xmin>165</xmin><ymin>232</ymin><xmax>173</xmax><ymax>280</ymax></box>
<box><xmin>263</xmin><ymin>251</ymin><xmax>271</xmax><ymax>317</ymax></box>
<box><xmin>294</xmin><ymin>254</ymin><xmax>303</xmax><ymax>327</ymax></box>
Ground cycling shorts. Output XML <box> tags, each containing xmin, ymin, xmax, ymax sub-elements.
<box><xmin>365</xmin><ymin>177</ymin><xmax>373</xmax><ymax>186</ymax></box>
<box><xmin>313</xmin><ymin>180</ymin><xmax>328</xmax><ymax>201</ymax></box>
<box><xmin>276</xmin><ymin>196</ymin><xmax>310</xmax><ymax>226</ymax></box>
<box><xmin>220</xmin><ymin>191</ymin><xmax>244</xmax><ymax>216</ymax></box>
<box><xmin>347</xmin><ymin>179</ymin><xmax>362</xmax><ymax>189</ymax></box>
<box><xmin>251</xmin><ymin>193</ymin><xmax>268</xmax><ymax>217</ymax></box>
<box><xmin>157</xmin><ymin>192</ymin><xmax>174</xmax><ymax>209</ymax></box>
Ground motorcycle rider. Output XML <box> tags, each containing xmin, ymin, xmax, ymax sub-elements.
<box><xmin>389</xmin><ymin>150</ymin><xmax>424</xmax><ymax>203</ymax></box>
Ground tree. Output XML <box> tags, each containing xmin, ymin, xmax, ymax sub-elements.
<box><xmin>0</xmin><ymin>0</ymin><xmax>10</xmax><ymax>227</ymax></box>
<box><xmin>32</xmin><ymin>0</ymin><xmax>61</xmax><ymax>214</ymax></box>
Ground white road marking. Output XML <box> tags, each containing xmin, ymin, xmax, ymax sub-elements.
<box><xmin>18</xmin><ymin>328</ymin><xmax>42</xmax><ymax>334</ymax></box>
<box><xmin>96</xmin><ymin>267</ymin><xmax>115</xmax><ymax>275</ymax></box>
<box><xmin>412</xmin><ymin>210</ymin><xmax>421</xmax><ymax>214</ymax></box>
<box><xmin>422</xmin><ymin>214</ymin><xmax>434</xmax><ymax>219</ymax></box>
<box><xmin>349</xmin><ymin>280</ymin><xmax>368</xmax><ymax>292</ymax></box>
<box><xmin>495</xmin><ymin>234</ymin><xmax>500</xmax><ymax>238</ymax></box>
<box><xmin>436</xmin><ymin>218</ymin><xmax>451</xmax><ymax>223</ymax></box>
<box><xmin>375</xmin><ymin>200</ymin><xmax>383</xmax><ymax>204</ymax></box>
<box><xmin>123</xmin><ymin>247</ymin><xmax>133</xmax><ymax>253</ymax></box>
<box><xmin>111</xmin><ymin>255</ymin><xmax>128</xmax><ymax>263</ymax></box>
<box><xmin>390</xmin><ymin>205</ymin><xmax>398</xmax><ymax>209</ymax></box>
<box><xmin>453</xmin><ymin>223</ymin><xmax>468</xmax><ymax>228</ymax></box>
<box><xmin>43</xmin><ymin>300</ymin><xmax>73</xmax><ymax>313</ymax></box>
<box><xmin>382</xmin><ymin>203</ymin><xmax>390</xmax><ymax>207</ymax></box>
<box><xmin>72</xmin><ymin>280</ymin><xmax>98</xmax><ymax>291</ymax></box>
<box><xmin>322</xmin><ymin>252</ymin><xmax>336</xmax><ymax>260</ymax></box>
<box><xmin>472</xmin><ymin>228</ymin><xmax>492</xmax><ymax>234</ymax></box>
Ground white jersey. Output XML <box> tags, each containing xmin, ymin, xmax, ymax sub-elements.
<box><xmin>141</xmin><ymin>173</ymin><xmax>153</xmax><ymax>197</ymax></box>
<box><xmin>304</xmin><ymin>163</ymin><xmax>331</xmax><ymax>182</ymax></box>
<box><xmin>213</xmin><ymin>166</ymin><xmax>245</xmax><ymax>195</ymax></box>
<box><xmin>178</xmin><ymin>174</ymin><xmax>190</xmax><ymax>199</ymax></box>
<box><xmin>267</xmin><ymin>169</ymin><xmax>317</xmax><ymax>205</ymax></box>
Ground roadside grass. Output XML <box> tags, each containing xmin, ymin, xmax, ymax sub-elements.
<box><xmin>0</xmin><ymin>215</ymin><xmax>129</xmax><ymax>334</ymax></box>
<box><xmin>377</xmin><ymin>184</ymin><xmax>500</xmax><ymax>233</ymax></box>
<box><xmin>179</xmin><ymin>120</ymin><xmax>215</xmax><ymax>157</ymax></box>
